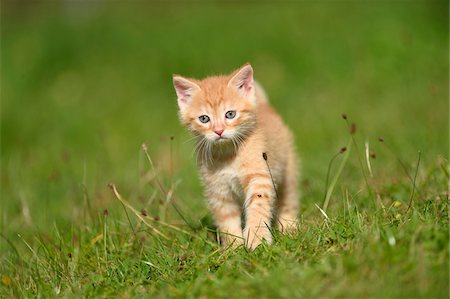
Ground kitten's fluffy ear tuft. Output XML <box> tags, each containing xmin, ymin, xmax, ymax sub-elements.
<box><xmin>228</xmin><ymin>63</ymin><xmax>255</xmax><ymax>99</ymax></box>
<box><xmin>173</xmin><ymin>75</ymin><xmax>201</xmax><ymax>110</ymax></box>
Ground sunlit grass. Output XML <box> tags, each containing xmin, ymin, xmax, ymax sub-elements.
<box><xmin>1</xmin><ymin>1</ymin><xmax>448</xmax><ymax>298</ymax></box>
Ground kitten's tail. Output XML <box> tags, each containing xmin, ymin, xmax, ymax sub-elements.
<box><xmin>255</xmin><ymin>81</ymin><xmax>269</xmax><ymax>104</ymax></box>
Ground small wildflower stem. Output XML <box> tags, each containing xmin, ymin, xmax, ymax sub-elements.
<box><xmin>262</xmin><ymin>152</ymin><xmax>279</xmax><ymax>200</ymax></box>
<box><xmin>323</xmin><ymin>151</ymin><xmax>342</xmax><ymax>206</ymax></box>
<box><xmin>263</xmin><ymin>152</ymin><xmax>283</xmax><ymax>231</ymax></box>
<box><xmin>119</xmin><ymin>197</ymin><xmax>136</xmax><ymax>237</ymax></box>
<box><xmin>142</xmin><ymin>143</ymin><xmax>196</xmax><ymax>231</ymax></box>
<box><xmin>109</xmin><ymin>183</ymin><xmax>168</xmax><ymax>239</ymax></box>
<box><xmin>323</xmin><ymin>138</ymin><xmax>352</xmax><ymax>212</ymax></box>
<box><xmin>81</xmin><ymin>184</ymin><xmax>95</xmax><ymax>222</ymax></box>
<box><xmin>345</xmin><ymin>119</ymin><xmax>372</xmax><ymax>196</ymax></box>
<box><xmin>109</xmin><ymin>184</ymin><xmax>215</xmax><ymax>246</ymax></box>
<box><xmin>142</xmin><ymin>144</ymin><xmax>167</xmax><ymax>195</ymax></box>
<box><xmin>379</xmin><ymin>139</ymin><xmax>413</xmax><ymax>182</ymax></box>
<box><xmin>143</xmin><ymin>143</ymin><xmax>173</xmax><ymax>222</ymax></box>
<box><xmin>171</xmin><ymin>200</ymin><xmax>197</xmax><ymax>231</ymax></box>
<box><xmin>406</xmin><ymin>150</ymin><xmax>421</xmax><ymax>213</ymax></box>
<box><xmin>82</xmin><ymin>161</ymin><xmax>96</xmax><ymax>224</ymax></box>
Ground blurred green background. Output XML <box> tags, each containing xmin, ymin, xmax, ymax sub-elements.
<box><xmin>1</xmin><ymin>1</ymin><xmax>448</xmax><ymax>243</ymax></box>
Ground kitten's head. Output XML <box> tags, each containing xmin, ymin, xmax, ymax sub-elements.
<box><xmin>173</xmin><ymin>64</ymin><xmax>257</xmax><ymax>144</ymax></box>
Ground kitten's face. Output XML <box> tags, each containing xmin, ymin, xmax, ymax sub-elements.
<box><xmin>173</xmin><ymin>64</ymin><xmax>257</xmax><ymax>144</ymax></box>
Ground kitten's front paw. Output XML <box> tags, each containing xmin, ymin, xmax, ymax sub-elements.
<box><xmin>222</xmin><ymin>233</ymin><xmax>244</xmax><ymax>249</ymax></box>
<box><xmin>243</xmin><ymin>227</ymin><xmax>272</xmax><ymax>250</ymax></box>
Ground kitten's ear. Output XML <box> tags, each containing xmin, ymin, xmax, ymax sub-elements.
<box><xmin>173</xmin><ymin>75</ymin><xmax>201</xmax><ymax>110</ymax></box>
<box><xmin>228</xmin><ymin>63</ymin><xmax>255</xmax><ymax>99</ymax></box>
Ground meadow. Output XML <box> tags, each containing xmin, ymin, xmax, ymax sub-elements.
<box><xmin>1</xmin><ymin>1</ymin><xmax>448</xmax><ymax>298</ymax></box>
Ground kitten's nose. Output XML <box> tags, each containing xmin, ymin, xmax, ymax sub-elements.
<box><xmin>214</xmin><ymin>128</ymin><xmax>224</xmax><ymax>136</ymax></box>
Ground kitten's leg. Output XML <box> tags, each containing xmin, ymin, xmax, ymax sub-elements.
<box><xmin>276</xmin><ymin>154</ymin><xmax>299</xmax><ymax>232</ymax></box>
<box><xmin>206</xmin><ymin>189</ymin><xmax>243</xmax><ymax>248</ymax></box>
<box><xmin>241</xmin><ymin>171</ymin><xmax>276</xmax><ymax>250</ymax></box>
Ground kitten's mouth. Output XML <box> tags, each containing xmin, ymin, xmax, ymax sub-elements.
<box><xmin>213</xmin><ymin>136</ymin><xmax>231</xmax><ymax>143</ymax></box>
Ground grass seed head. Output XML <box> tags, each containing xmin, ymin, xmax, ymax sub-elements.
<box><xmin>350</xmin><ymin>123</ymin><xmax>356</xmax><ymax>135</ymax></box>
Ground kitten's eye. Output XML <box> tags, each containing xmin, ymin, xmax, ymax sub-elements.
<box><xmin>225</xmin><ymin>110</ymin><xmax>236</xmax><ymax>119</ymax></box>
<box><xmin>198</xmin><ymin>115</ymin><xmax>210</xmax><ymax>123</ymax></box>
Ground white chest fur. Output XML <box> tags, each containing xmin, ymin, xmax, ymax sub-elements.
<box><xmin>202</xmin><ymin>163</ymin><xmax>245</xmax><ymax>202</ymax></box>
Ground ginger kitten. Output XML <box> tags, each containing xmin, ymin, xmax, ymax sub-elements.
<box><xmin>173</xmin><ymin>64</ymin><xmax>299</xmax><ymax>250</ymax></box>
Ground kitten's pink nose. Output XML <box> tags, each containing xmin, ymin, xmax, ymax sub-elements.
<box><xmin>214</xmin><ymin>128</ymin><xmax>224</xmax><ymax>136</ymax></box>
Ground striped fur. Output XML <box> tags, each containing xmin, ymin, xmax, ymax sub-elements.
<box><xmin>173</xmin><ymin>64</ymin><xmax>300</xmax><ymax>250</ymax></box>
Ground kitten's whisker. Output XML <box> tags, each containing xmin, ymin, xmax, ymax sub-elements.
<box><xmin>191</xmin><ymin>141</ymin><xmax>200</xmax><ymax>159</ymax></box>
<box><xmin>201</xmin><ymin>139</ymin><xmax>208</xmax><ymax>164</ymax></box>
<box><xmin>198</xmin><ymin>138</ymin><xmax>210</xmax><ymax>165</ymax></box>
<box><xmin>192</xmin><ymin>138</ymin><xmax>201</xmax><ymax>154</ymax></box>
<box><xmin>183</xmin><ymin>135</ymin><xmax>200</xmax><ymax>144</ymax></box>
<box><xmin>207</xmin><ymin>141</ymin><xmax>213</xmax><ymax>165</ymax></box>
<box><xmin>235</xmin><ymin>136</ymin><xmax>242</xmax><ymax>148</ymax></box>
<box><xmin>194</xmin><ymin>138</ymin><xmax>207</xmax><ymax>163</ymax></box>
<box><xmin>231</xmin><ymin>137</ymin><xmax>237</xmax><ymax>153</ymax></box>
<box><xmin>203</xmin><ymin>141</ymin><xmax>208</xmax><ymax>164</ymax></box>
<box><xmin>235</xmin><ymin>132</ymin><xmax>246</xmax><ymax>147</ymax></box>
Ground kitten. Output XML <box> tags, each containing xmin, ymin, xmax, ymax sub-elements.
<box><xmin>173</xmin><ymin>64</ymin><xmax>299</xmax><ymax>250</ymax></box>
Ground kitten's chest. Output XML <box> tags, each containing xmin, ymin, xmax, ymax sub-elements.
<box><xmin>203</xmin><ymin>164</ymin><xmax>244</xmax><ymax>200</ymax></box>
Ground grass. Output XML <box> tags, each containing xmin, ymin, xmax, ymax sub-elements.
<box><xmin>1</xmin><ymin>1</ymin><xmax>449</xmax><ymax>298</ymax></box>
